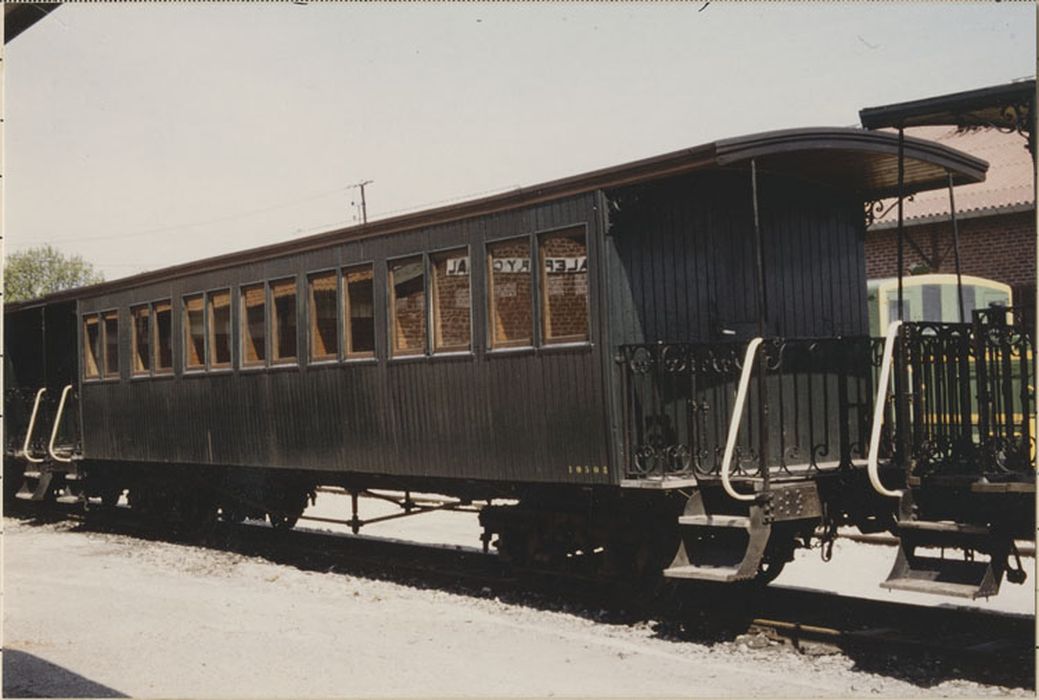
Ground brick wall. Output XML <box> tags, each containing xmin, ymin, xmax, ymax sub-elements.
<box><xmin>865</xmin><ymin>209</ymin><xmax>1036</xmax><ymax>305</ymax></box>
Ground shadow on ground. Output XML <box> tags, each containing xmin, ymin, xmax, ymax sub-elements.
<box><xmin>3</xmin><ymin>649</ymin><xmax>128</xmax><ymax>698</ymax></box>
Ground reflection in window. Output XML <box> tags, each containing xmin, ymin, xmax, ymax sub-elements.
<box><xmin>432</xmin><ymin>249</ymin><xmax>471</xmax><ymax>352</ymax></box>
<box><xmin>83</xmin><ymin>316</ymin><xmax>101</xmax><ymax>379</ymax></box>
<box><xmin>241</xmin><ymin>283</ymin><xmax>266</xmax><ymax>367</ymax></box>
<box><xmin>103</xmin><ymin>311</ymin><xmax>120</xmax><ymax>377</ymax></box>
<box><xmin>309</xmin><ymin>271</ymin><xmax>338</xmax><ymax>361</ymax></box>
<box><xmin>389</xmin><ymin>257</ymin><xmax>425</xmax><ymax>357</ymax></box>
<box><xmin>184</xmin><ymin>294</ymin><xmax>205</xmax><ymax>370</ymax></box>
<box><xmin>488</xmin><ymin>237</ymin><xmax>532</xmax><ymax>348</ymax></box>
<box><xmin>153</xmin><ymin>301</ymin><xmax>173</xmax><ymax>372</ymax></box>
<box><xmin>131</xmin><ymin>305</ymin><xmax>150</xmax><ymax>375</ymax></box>
<box><xmin>271</xmin><ymin>278</ymin><xmax>297</xmax><ymax>364</ymax></box>
<box><xmin>208</xmin><ymin>290</ymin><xmax>232</xmax><ymax>368</ymax></box>
<box><xmin>539</xmin><ymin>228</ymin><xmax>589</xmax><ymax>343</ymax></box>
<box><xmin>344</xmin><ymin>265</ymin><xmax>375</xmax><ymax>358</ymax></box>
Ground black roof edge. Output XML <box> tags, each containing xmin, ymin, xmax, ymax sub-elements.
<box><xmin>4</xmin><ymin>3</ymin><xmax>59</xmax><ymax>44</ymax></box>
<box><xmin>859</xmin><ymin>79</ymin><xmax>1035</xmax><ymax>130</ymax></box>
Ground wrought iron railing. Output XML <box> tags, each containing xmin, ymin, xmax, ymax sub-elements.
<box><xmin>900</xmin><ymin>308</ymin><xmax>1035</xmax><ymax>478</ymax></box>
<box><xmin>619</xmin><ymin>310</ymin><xmax>1034</xmax><ymax>486</ymax></box>
<box><xmin>617</xmin><ymin>337</ymin><xmax>881</xmax><ymax>481</ymax></box>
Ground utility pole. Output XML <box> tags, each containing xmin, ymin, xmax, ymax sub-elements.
<box><xmin>350</xmin><ymin>180</ymin><xmax>373</xmax><ymax>224</ymax></box>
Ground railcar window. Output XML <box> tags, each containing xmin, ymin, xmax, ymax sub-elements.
<box><xmin>208</xmin><ymin>290</ymin><xmax>232</xmax><ymax>369</ymax></box>
<box><xmin>539</xmin><ymin>228</ymin><xmax>589</xmax><ymax>344</ymax></box>
<box><xmin>308</xmin><ymin>271</ymin><xmax>338</xmax><ymax>361</ymax></box>
<box><xmin>271</xmin><ymin>278</ymin><xmax>298</xmax><ymax>364</ymax></box>
<box><xmin>431</xmin><ymin>248</ymin><xmax>471</xmax><ymax>353</ymax></box>
<box><xmin>153</xmin><ymin>301</ymin><xmax>173</xmax><ymax>373</ymax></box>
<box><xmin>344</xmin><ymin>265</ymin><xmax>375</xmax><ymax>358</ymax></box>
<box><xmin>83</xmin><ymin>316</ymin><xmax>101</xmax><ymax>379</ymax></box>
<box><xmin>488</xmin><ymin>237</ymin><xmax>532</xmax><ymax>348</ymax></box>
<box><xmin>102</xmin><ymin>311</ymin><xmax>119</xmax><ymax>378</ymax></box>
<box><xmin>389</xmin><ymin>257</ymin><xmax>426</xmax><ymax>357</ymax></box>
<box><xmin>241</xmin><ymin>283</ymin><xmax>267</xmax><ymax>367</ymax></box>
<box><xmin>184</xmin><ymin>294</ymin><xmax>205</xmax><ymax>370</ymax></box>
<box><xmin>131</xmin><ymin>305</ymin><xmax>151</xmax><ymax>375</ymax></box>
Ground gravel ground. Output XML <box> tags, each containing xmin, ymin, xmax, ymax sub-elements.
<box><xmin>3</xmin><ymin>502</ymin><xmax>1033</xmax><ymax>698</ymax></box>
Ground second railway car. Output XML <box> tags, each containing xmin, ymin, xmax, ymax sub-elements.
<box><xmin>10</xmin><ymin>126</ymin><xmax>1032</xmax><ymax>596</ymax></box>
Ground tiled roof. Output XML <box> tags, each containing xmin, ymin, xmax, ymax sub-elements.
<box><xmin>871</xmin><ymin>125</ymin><xmax>1034</xmax><ymax>228</ymax></box>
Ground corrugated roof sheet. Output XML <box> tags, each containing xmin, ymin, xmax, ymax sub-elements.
<box><xmin>872</xmin><ymin>125</ymin><xmax>1034</xmax><ymax>227</ymax></box>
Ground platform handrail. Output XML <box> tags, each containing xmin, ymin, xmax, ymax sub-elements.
<box><xmin>47</xmin><ymin>384</ymin><xmax>74</xmax><ymax>464</ymax></box>
<box><xmin>719</xmin><ymin>337</ymin><xmax>764</xmax><ymax>503</ymax></box>
<box><xmin>18</xmin><ymin>387</ymin><xmax>47</xmax><ymax>463</ymax></box>
<box><xmin>867</xmin><ymin>321</ymin><xmax>903</xmax><ymax>499</ymax></box>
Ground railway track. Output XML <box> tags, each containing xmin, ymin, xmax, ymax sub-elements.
<box><xmin>6</xmin><ymin>497</ymin><xmax>1034</xmax><ymax>689</ymax></box>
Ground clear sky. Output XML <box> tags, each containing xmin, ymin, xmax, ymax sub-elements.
<box><xmin>5</xmin><ymin>2</ymin><xmax>1035</xmax><ymax>281</ymax></box>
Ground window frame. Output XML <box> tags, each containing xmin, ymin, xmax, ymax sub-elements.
<box><xmin>100</xmin><ymin>309</ymin><xmax>121</xmax><ymax>380</ymax></box>
<box><xmin>306</xmin><ymin>267</ymin><xmax>341</xmax><ymax>365</ymax></box>
<box><xmin>206</xmin><ymin>287</ymin><xmax>233</xmax><ymax>372</ymax></box>
<box><xmin>485</xmin><ymin>233</ymin><xmax>536</xmax><ymax>352</ymax></box>
<box><xmin>182</xmin><ymin>292</ymin><xmax>207</xmax><ymax>374</ymax></box>
<box><xmin>81</xmin><ymin>312</ymin><xmax>103</xmax><ymax>381</ymax></box>
<box><xmin>150</xmin><ymin>298</ymin><xmax>175</xmax><ymax>376</ymax></box>
<box><xmin>536</xmin><ymin>224</ymin><xmax>592</xmax><ymax>347</ymax></box>
<box><xmin>269</xmin><ymin>275</ymin><xmax>300</xmax><ymax>367</ymax></box>
<box><xmin>239</xmin><ymin>279</ymin><xmax>270</xmax><ymax>371</ymax></box>
<box><xmin>429</xmin><ymin>244</ymin><xmax>473</xmax><ymax>355</ymax></box>
<box><xmin>387</xmin><ymin>253</ymin><xmax>429</xmax><ymax>360</ymax></box>
<box><xmin>342</xmin><ymin>261</ymin><xmax>377</xmax><ymax>362</ymax></box>
<box><xmin>130</xmin><ymin>303</ymin><xmax>151</xmax><ymax>377</ymax></box>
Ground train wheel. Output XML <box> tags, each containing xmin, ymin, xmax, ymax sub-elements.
<box><xmin>267</xmin><ymin>512</ymin><xmax>299</xmax><ymax>530</ymax></box>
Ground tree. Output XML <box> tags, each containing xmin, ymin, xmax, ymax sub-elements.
<box><xmin>4</xmin><ymin>245</ymin><xmax>104</xmax><ymax>302</ymax></box>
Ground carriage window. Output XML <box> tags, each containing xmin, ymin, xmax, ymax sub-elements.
<box><xmin>103</xmin><ymin>311</ymin><xmax>120</xmax><ymax>378</ymax></box>
<box><xmin>153</xmin><ymin>301</ymin><xmax>173</xmax><ymax>373</ymax></box>
<box><xmin>389</xmin><ymin>257</ymin><xmax>426</xmax><ymax>357</ymax></box>
<box><xmin>488</xmin><ymin>237</ymin><xmax>532</xmax><ymax>348</ymax></box>
<box><xmin>271</xmin><ymin>278</ymin><xmax>298</xmax><ymax>364</ymax></box>
<box><xmin>184</xmin><ymin>294</ymin><xmax>205</xmax><ymax>370</ymax></box>
<box><xmin>431</xmin><ymin>249</ymin><xmax>471</xmax><ymax>353</ymax></box>
<box><xmin>83</xmin><ymin>316</ymin><xmax>101</xmax><ymax>379</ymax></box>
<box><xmin>131</xmin><ymin>305</ymin><xmax>150</xmax><ymax>375</ymax></box>
<box><xmin>208</xmin><ymin>289</ymin><xmax>232</xmax><ymax>369</ymax></box>
<box><xmin>241</xmin><ymin>283</ymin><xmax>267</xmax><ymax>367</ymax></box>
<box><xmin>308</xmin><ymin>271</ymin><xmax>338</xmax><ymax>361</ymax></box>
<box><xmin>539</xmin><ymin>229</ymin><xmax>589</xmax><ymax>344</ymax></box>
<box><xmin>344</xmin><ymin>264</ymin><xmax>375</xmax><ymax>358</ymax></box>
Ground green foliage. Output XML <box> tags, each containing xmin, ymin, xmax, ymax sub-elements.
<box><xmin>4</xmin><ymin>245</ymin><xmax>104</xmax><ymax>302</ymax></box>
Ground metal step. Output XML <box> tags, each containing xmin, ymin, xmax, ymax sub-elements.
<box><xmin>662</xmin><ymin>564</ymin><xmax>751</xmax><ymax>583</ymax></box>
<box><xmin>897</xmin><ymin>520</ymin><xmax>990</xmax><ymax>536</ymax></box>
<box><xmin>881</xmin><ymin>546</ymin><xmax>1002</xmax><ymax>599</ymax></box>
<box><xmin>678</xmin><ymin>514</ymin><xmax>751</xmax><ymax>528</ymax></box>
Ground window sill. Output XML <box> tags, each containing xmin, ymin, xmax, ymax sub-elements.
<box><xmin>343</xmin><ymin>356</ymin><xmax>378</xmax><ymax>366</ymax></box>
<box><xmin>486</xmin><ymin>346</ymin><xmax>536</xmax><ymax>359</ymax></box>
<box><xmin>539</xmin><ymin>341</ymin><xmax>593</xmax><ymax>354</ymax></box>
<box><xmin>268</xmin><ymin>362</ymin><xmax>301</xmax><ymax>372</ymax></box>
<box><xmin>388</xmin><ymin>353</ymin><xmax>428</xmax><ymax>365</ymax></box>
<box><xmin>429</xmin><ymin>351</ymin><xmax>475</xmax><ymax>363</ymax></box>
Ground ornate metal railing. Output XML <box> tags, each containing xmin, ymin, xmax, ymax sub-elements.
<box><xmin>900</xmin><ymin>308</ymin><xmax>1035</xmax><ymax>478</ymax></box>
<box><xmin>617</xmin><ymin>337</ymin><xmax>881</xmax><ymax>481</ymax></box>
<box><xmin>4</xmin><ymin>385</ymin><xmax>81</xmax><ymax>459</ymax></box>
<box><xmin>619</xmin><ymin>309</ymin><xmax>1034</xmax><ymax>486</ymax></box>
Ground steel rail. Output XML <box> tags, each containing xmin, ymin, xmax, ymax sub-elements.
<box><xmin>18</xmin><ymin>388</ymin><xmax>47</xmax><ymax>463</ymax></box>
<box><xmin>720</xmin><ymin>337</ymin><xmax>764</xmax><ymax>502</ymax></box>
<box><xmin>867</xmin><ymin>321</ymin><xmax>903</xmax><ymax>499</ymax></box>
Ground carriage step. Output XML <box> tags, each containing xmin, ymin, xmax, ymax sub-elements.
<box><xmin>897</xmin><ymin>520</ymin><xmax>990</xmax><ymax>535</ymax></box>
<box><xmin>678</xmin><ymin>514</ymin><xmax>750</xmax><ymax>528</ymax></box>
<box><xmin>881</xmin><ymin>545</ymin><xmax>1003</xmax><ymax>599</ymax></box>
<box><xmin>662</xmin><ymin>564</ymin><xmax>751</xmax><ymax>582</ymax></box>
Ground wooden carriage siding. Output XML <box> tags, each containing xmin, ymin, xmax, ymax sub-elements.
<box><xmin>75</xmin><ymin>193</ymin><xmax>612</xmax><ymax>486</ymax></box>
<box><xmin>7</xmin><ymin>128</ymin><xmax>988</xmax><ymax>491</ymax></box>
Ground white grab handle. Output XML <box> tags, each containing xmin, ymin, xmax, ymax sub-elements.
<box><xmin>47</xmin><ymin>385</ymin><xmax>74</xmax><ymax>464</ymax></box>
<box><xmin>18</xmin><ymin>388</ymin><xmax>47</xmax><ymax>463</ymax></box>
<box><xmin>720</xmin><ymin>338</ymin><xmax>764</xmax><ymax>502</ymax></box>
<box><xmin>867</xmin><ymin>321</ymin><xmax>904</xmax><ymax>499</ymax></box>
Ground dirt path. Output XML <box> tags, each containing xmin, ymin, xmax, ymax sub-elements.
<box><xmin>3</xmin><ymin>514</ymin><xmax>1029</xmax><ymax>698</ymax></box>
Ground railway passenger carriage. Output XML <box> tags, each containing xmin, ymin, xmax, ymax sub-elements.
<box><xmin>6</xmin><ymin>127</ymin><xmax>1034</xmax><ymax>597</ymax></box>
